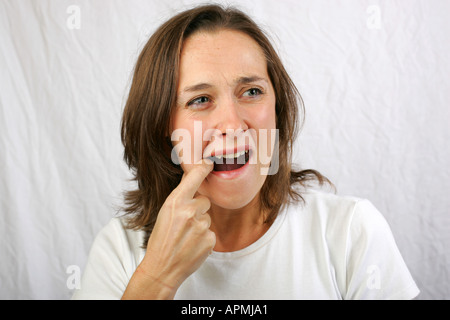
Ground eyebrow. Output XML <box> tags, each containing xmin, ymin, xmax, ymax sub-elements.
<box><xmin>236</xmin><ymin>75</ymin><xmax>267</xmax><ymax>85</ymax></box>
<box><xmin>181</xmin><ymin>76</ymin><xmax>268</xmax><ymax>94</ymax></box>
<box><xmin>183</xmin><ymin>82</ymin><xmax>213</xmax><ymax>93</ymax></box>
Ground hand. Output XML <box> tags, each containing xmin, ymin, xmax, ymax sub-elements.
<box><xmin>122</xmin><ymin>159</ymin><xmax>215</xmax><ymax>299</ymax></box>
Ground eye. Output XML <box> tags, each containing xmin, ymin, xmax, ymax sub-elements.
<box><xmin>242</xmin><ymin>88</ymin><xmax>263</xmax><ymax>97</ymax></box>
<box><xmin>187</xmin><ymin>96</ymin><xmax>210</xmax><ymax>109</ymax></box>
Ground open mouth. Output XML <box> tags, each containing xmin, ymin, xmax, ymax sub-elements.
<box><xmin>208</xmin><ymin>150</ymin><xmax>251</xmax><ymax>172</ymax></box>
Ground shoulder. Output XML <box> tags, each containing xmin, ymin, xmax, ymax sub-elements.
<box><xmin>95</xmin><ymin>216</ymin><xmax>141</xmax><ymax>243</ymax></box>
<box><xmin>289</xmin><ymin>189</ymin><xmax>382</xmax><ymax>229</ymax></box>
<box><xmin>300</xmin><ymin>190</ymin><xmax>392</xmax><ymax>238</ymax></box>
<box><xmin>282</xmin><ymin>190</ymin><xmax>384</xmax><ymax>265</ymax></box>
<box><xmin>93</xmin><ymin>216</ymin><xmax>145</xmax><ymax>262</ymax></box>
<box><xmin>300</xmin><ymin>189</ymin><xmax>373</xmax><ymax>213</ymax></box>
<box><xmin>290</xmin><ymin>190</ymin><xmax>396</xmax><ymax>253</ymax></box>
<box><xmin>291</xmin><ymin>190</ymin><xmax>419</xmax><ymax>300</ymax></box>
<box><xmin>71</xmin><ymin>216</ymin><xmax>145</xmax><ymax>300</ymax></box>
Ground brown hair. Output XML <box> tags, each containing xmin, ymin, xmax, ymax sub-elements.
<box><xmin>121</xmin><ymin>4</ymin><xmax>330</xmax><ymax>245</ymax></box>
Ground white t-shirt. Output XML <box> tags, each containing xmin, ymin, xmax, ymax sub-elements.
<box><xmin>72</xmin><ymin>190</ymin><xmax>419</xmax><ymax>300</ymax></box>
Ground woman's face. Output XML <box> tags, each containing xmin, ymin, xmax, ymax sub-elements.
<box><xmin>171</xmin><ymin>29</ymin><xmax>276</xmax><ymax>210</ymax></box>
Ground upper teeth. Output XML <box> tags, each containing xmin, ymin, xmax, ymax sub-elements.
<box><xmin>214</xmin><ymin>150</ymin><xmax>246</xmax><ymax>159</ymax></box>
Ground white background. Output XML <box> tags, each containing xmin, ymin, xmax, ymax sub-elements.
<box><xmin>1</xmin><ymin>0</ymin><xmax>449</xmax><ymax>299</ymax></box>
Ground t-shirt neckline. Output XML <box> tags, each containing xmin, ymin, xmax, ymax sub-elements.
<box><xmin>208</xmin><ymin>203</ymin><xmax>289</xmax><ymax>260</ymax></box>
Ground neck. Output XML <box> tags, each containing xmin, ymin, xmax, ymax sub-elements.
<box><xmin>209</xmin><ymin>195</ymin><xmax>271</xmax><ymax>252</ymax></box>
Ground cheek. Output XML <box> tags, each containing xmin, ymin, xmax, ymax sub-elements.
<box><xmin>249</xmin><ymin>102</ymin><xmax>277</xmax><ymax>168</ymax></box>
<box><xmin>251</xmin><ymin>95</ymin><xmax>276</xmax><ymax>121</ymax></box>
<box><xmin>171</xmin><ymin>115</ymin><xmax>212</xmax><ymax>167</ymax></box>
<box><xmin>248</xmin><ymin>99</ymin><xmax>277</xmax><ymax>130</ymax></box>
<box><xmin>171</xmin><ymin>113</ymin><xmax>195</xmax><ymax>167</ymax></box>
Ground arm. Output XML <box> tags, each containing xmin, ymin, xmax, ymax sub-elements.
<box><xmin>344</xmin><ymin>200</ymin><xmax>420</xmax><ymax>300</ymax></box>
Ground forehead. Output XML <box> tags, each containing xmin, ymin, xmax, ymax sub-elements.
<box><xmin>179</xmin><ymin>29</ymin><xmax>268</xmax><ymax>85</ymax></box>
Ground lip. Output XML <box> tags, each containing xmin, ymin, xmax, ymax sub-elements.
<box><xmin>206</xmin><ymin>144</ymin><xmax>250</xmax><ymax>158</ymax></box>
<box><xmin>210</xmin><ymin>149</ymin><xmax>253</xmax><ymax>180</ymax></box>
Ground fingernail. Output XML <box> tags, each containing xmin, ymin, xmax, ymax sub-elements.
<box><xmin>204</xmin><ymin>158</ymin><xmax>213</xmax><ymax>165</ymax></box>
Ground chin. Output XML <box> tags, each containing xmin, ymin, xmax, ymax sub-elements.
<box><xmin>208</xmin><ymin>189</ymin><xmax>259</xmax><ymax>210</ymax></box>
<box><xmin>199</xmin><ymin>167</ymin><xmax>266</xmax><ymax>211</ymax></box>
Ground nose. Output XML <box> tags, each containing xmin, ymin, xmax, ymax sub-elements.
<box><xmin>214</xmin><ymin>97</ymin><xmax>248</xmax><ymax>135</ymax></box>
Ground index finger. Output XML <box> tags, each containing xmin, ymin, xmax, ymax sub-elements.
<box><xmin>176</xmin><ymin>159</ymin><xmax>213</xmax><ymax>199</ymax></box>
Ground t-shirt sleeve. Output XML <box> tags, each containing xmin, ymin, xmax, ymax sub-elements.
<box><xmin>344</xmin><ymin>200</ymin><xmax>420</xmax><ymax>300</ymax></box>
<box><xmin>71</xmin><ymin>218</ymin><xmax>134</xmax><ymax>300</ymax></box>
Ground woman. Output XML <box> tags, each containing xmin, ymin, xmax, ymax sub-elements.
<box><xmin>73</xmin><ymin>4</ymin><xmax>419</xmax><ymax>299</ymax></box>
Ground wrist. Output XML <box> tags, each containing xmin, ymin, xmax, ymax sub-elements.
<box><xmin>122</xmin><ymin>264</ymin><xmax>178</xmax><ymax>300</ymax></box>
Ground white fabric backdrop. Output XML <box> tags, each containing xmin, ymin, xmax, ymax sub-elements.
<box><xmin>1</xmin><ymin>0</ymin><xmax>448</xmax><ymax>299</ymax></box>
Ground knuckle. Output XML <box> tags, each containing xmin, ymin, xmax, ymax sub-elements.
<box><xmin>206</xmin><ymin>230</ymin><xmax>216</xmax><ymax>245</ymax></box>
<box><xmin>201</xmin><ymin>196</ymin><xmax>212</xmax><ymax>210</ymax></box>
<box><xmin>200</xmin><ymin>219</ymin><xmax>210</xmax><ymax>231</ymax></box>
<box><xmin>203</xmin><ymin>213</ymin><xmax>211</xmax><ymax>225</ymax></box>
<box><xmin>182</xmin><ymin>205</ymin><xmax>197</xmax><ymax>222</ymax></box>
<box><xmin>193</xmin><ymin>217</ymin><xmax>208</xmax><ymax>233</ymax></box>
